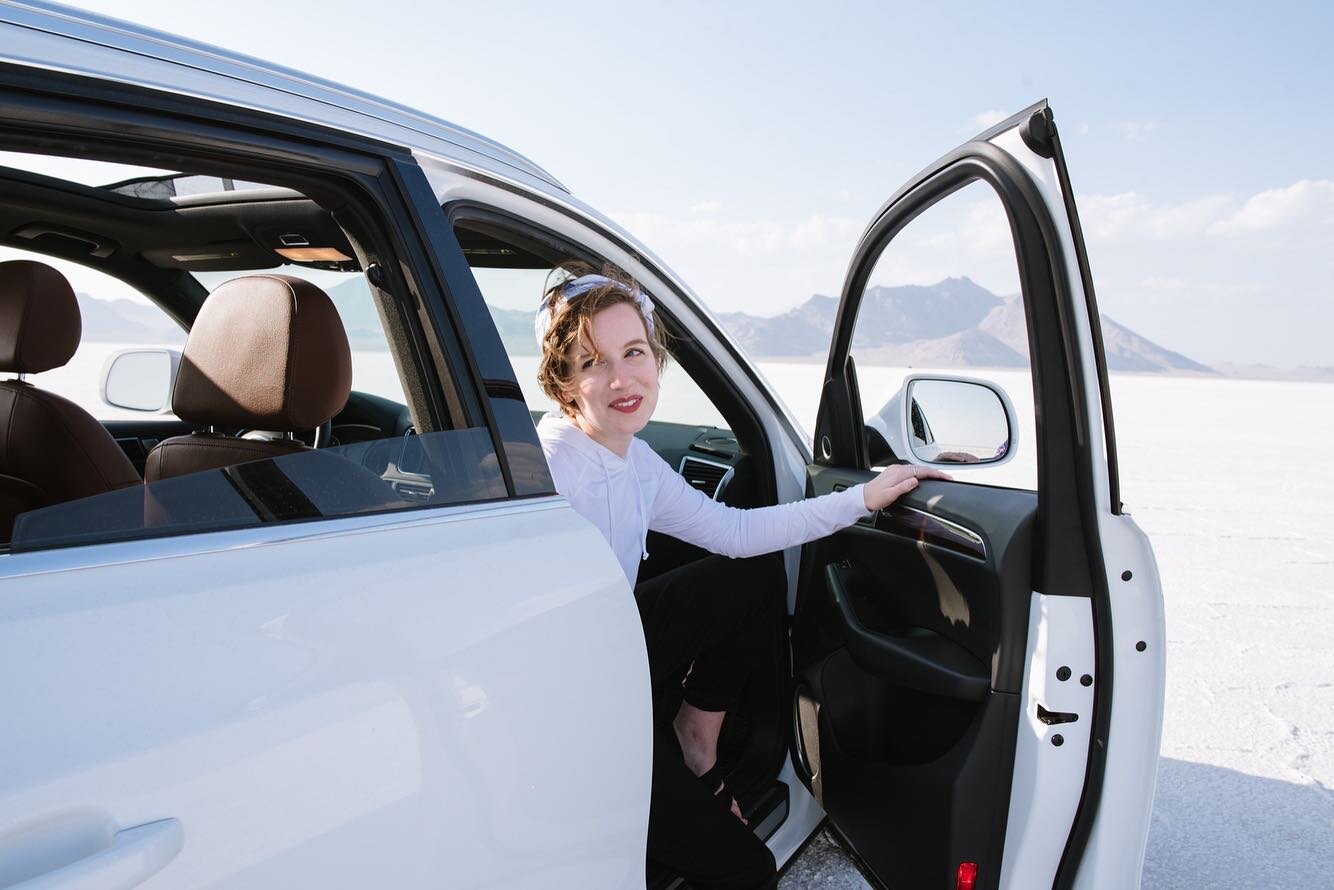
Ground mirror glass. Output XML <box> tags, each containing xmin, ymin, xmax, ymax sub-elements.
<box><xmin>104</xmin><ymin>350</ymin><xmax>172</xmax><ymax>411</ymax></box>
<box><xmin>905</xmin><ymin>379</ymin><xmax>1009</xmax><ymax>464</ymax></box>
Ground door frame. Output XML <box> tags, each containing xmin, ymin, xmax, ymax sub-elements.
<box><xmin>811</xmin><ymin>103</ymin><xmax>1120</xmax><ymax>886</ymax></box>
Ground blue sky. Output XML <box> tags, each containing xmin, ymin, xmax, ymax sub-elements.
<box><xmin>50</xmin><ymin>0</ymin><xmax>1334</xmax><ymax>367</ymax></box>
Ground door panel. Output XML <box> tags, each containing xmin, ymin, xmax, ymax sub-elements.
<box><xmin>794</xmin><ymin>470</ymin><xmax>1035</xmax><ymax>888</ymax></box>
<box><xmin>0</xmin><ymin>501</ymin><xmax>650</xmax><ymax>889</ymax></box>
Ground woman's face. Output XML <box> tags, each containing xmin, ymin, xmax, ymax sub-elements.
<box><xmin>564</xmin><ymin>301</ymin><xmax>659</xmax><ymax>454</ymax></box>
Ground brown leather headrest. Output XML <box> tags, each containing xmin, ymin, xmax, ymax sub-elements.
<box><xmin>172</xmin><ymin>274</ymin><xmax>351</xmax><ymax>429</ymax></box>
<box><xmin>0</xmin><ymin>260</ymin><xmax>81</xmax><ymax>374</ymax></box>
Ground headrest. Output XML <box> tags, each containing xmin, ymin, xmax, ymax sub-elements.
<box><xmin>0</xmin><ymin>260</ymin><xmax>81</xmax><ymax>373</ymax></box>
<box><xmin>172</xmin><ymin>274</ymin><xmax>351</xmax><ymax>429</ymax></box>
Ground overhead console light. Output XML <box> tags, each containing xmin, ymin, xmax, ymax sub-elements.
<box><xmin>274</xmin><ymin>247</ymin><xmax>352</xmax><ymax>262</ymax></box>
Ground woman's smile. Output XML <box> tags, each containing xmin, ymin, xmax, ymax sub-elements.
<box><xmin>610</xmin><ymin>395</ymin><xmax>643</xmax><ymax>413</ymax></box>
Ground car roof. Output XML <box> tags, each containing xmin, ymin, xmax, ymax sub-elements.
<box><xmin>0</xmin><ymin>0</ymin><xmax>569</xmax><ymax>195</ymax></box>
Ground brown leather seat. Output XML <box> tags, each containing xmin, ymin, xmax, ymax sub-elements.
<box><xmin>0</xmin><ymin>260</ymin><xmax>141</xmax><ymax>543</ymax></box>
<box><xmin>144</xmin><ymin>274</ymin><xmax>352</xmax><ymax>482</ymax></box>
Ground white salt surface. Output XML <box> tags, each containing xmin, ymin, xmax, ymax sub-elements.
<box><xmin>29</xmin><ymin>346</ymin><xmax>1334</xmax><ymax>886</ymax></box>
<box><xmin>1108</xmin><ymin>374</ymin><xmax>1334</xmax><ymax>889</ymax></box>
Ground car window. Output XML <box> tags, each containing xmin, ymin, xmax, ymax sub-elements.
<box><xmin>848</xmin><ymin>181</ymin><xmax>1038</xmax><ymax>490</ymax></box>
<box><xmin>0</xmin><ymin>246</ymin><xmax>186</xmax><ymax>421</ymax></box>
<box><xmin>1</xmin><ymin>148</ymin><xmax>510</xmax><ymax>552</ymax></box>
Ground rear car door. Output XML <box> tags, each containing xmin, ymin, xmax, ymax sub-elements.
<box><xmin>0</xmin><ymin>48</ymin><xmax>650</xmax><ymax>889</ymax></box>
<box><xmin>791</xmin><ymin>103</ymin><xmax>1165</xmax><ymax>889</ymax></box>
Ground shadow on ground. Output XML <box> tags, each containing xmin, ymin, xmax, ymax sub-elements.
<box><xmin>779</xmin><ymin>758</ymin><xmax>1333</xmax><ymax>888</ymax></box>
<box><xmin>1143</xmin><ymin>758</ymin><xmax>1333</xmax><ymax>889</ymax></box>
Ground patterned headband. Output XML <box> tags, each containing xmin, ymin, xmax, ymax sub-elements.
<box><xmin>533</xmin><ymin>273</ymin><xmax>657</xmax><ymax>349</ymax></box>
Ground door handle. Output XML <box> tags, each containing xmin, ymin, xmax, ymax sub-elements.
<box><xmin>14</xmin><ymin>818</ymin><xmax>183</xmax><ymax>890</ymax></box>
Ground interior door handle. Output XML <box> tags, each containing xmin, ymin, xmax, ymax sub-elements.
<box><xmin>15</xmin><ymin>818</ymin><xmax>183</xmax><ymax>890</ymax></box>
<box><xmin>825</xmin><ymin>562</ymin><xmax>989</xmax><ymax>701</ymax></box>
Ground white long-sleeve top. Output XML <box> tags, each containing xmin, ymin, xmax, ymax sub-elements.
<box><xmin>537</xmin><ymin>413</ymin><xmax>870</xmax><ymax>587</ymax></box>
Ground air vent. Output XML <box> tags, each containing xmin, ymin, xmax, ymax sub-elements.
<box><xmin>679</xmin><ymin>455</ymin><xmax>734</xmax><ymax>500</ymax></box>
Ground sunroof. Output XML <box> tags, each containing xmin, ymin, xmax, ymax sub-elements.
<box><xmin>0</xmin><ymin>151</ymin><xmax>276</xmax><ymax>201</ymax></box>
<box><xmin>104</xmin><ymin>174</ymin><xmax>276</xmax><ymax>200</ymax></box>
<box><xmin>0</xmin><ymin>151</ymin><xmax>175</xmax><ymax>187</ymax></box>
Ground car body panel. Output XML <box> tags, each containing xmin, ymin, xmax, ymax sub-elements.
<box><xmin>0</xmin><ymin>499</ymin><xmax>651</xmax><ymax>888</ymax></box>
<box><xmin>0</xmin><ymin>1</ymin><xmax>564</xmax><ymax>194</ymax></box>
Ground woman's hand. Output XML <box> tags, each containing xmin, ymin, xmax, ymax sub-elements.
<box><xmin>863</xmin><ymin>463</ymin><xmax>954</xmax><ymax>512</ymax></box>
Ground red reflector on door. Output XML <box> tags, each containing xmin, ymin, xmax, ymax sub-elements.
<box><xmin>957</xmin><ymin>861</ymin><xmax>978</xmax><ymax>890</ymax></box>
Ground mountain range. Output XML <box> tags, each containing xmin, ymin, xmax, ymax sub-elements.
<box><xmin>715</xmin><ymin>277</ymin><xmax>1214</xmax><ymax>374</ymax></box>
<box><xmin>75</xmin><ymin>276</ymin><xmax>1214</xmax><ymax>375</ymax></box>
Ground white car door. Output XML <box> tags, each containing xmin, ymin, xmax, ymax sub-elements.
<box><xmin>789</xmin><ymin>102</ymin><xmax>1166</xmax><ymax>889</ymax></box>
<box><xmin>0</xmin><ymin>63</ymin><xmax>651</xmax><ymax>889</ymax></box>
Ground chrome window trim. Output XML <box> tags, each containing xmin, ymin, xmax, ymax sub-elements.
<box><xmin>0</xmin><ymin>495</ymin><xmax>570</xmax><ymax>580</ymax></box>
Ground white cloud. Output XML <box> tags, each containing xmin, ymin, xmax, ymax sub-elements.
<box><xmin>1080</xmin><ymin>192</ymin><xmax>1232</xmax><ymax>240</ymax></box>
<box><xmin>614</xmin><ymin>211</ymin><xmax>862</xmax><ymax>258</ymax></box>
<box><xmin>1109</xmin><ymin>120</ymin><xmax>1159</xmax><ymax>142</ymax></box>
<box><xmin>1079</xmin><ymin>180</ymin><xmax>1334</xmax><ymax>244</ymax></box>
<box><xmin>969</xmin><ymin>109</ymin><xmax>1008</xmax><ymax>131</ymax></box>
<box><xmin>690</xmin><ymin>200</ymin><xmax>723</xmax><ymax>213</ymax></box>
<box><xmin>1208</xmin><ymin>179</ymin><xmax>1334</xmax><ymax>235</ymax></box>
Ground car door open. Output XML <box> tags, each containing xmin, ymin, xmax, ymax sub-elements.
<box><xmin>789</xmin><ymin>102</ymin><xmax>1166</xmax><ymax>890</ymax></box>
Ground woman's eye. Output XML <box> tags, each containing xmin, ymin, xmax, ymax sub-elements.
<box><xmin>626</xmin><ymin>348</ymin><xmax>644</xmax><ymax>358</ymax></box>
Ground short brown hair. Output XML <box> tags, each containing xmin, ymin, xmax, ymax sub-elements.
<box><xmin>536</xmin><ymin>262</ymin><xmax>669</xmax><ymax>414</ymax></box>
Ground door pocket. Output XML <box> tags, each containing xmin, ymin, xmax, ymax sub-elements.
<box><xmin>825</xmin><ymin>561</ymin><xmax>989</xmax><ymax>701</ymax></box>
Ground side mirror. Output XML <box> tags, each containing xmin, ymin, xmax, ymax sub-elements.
<box><xmin>873</xmin><ymin>374</ymin><xmax>1018</xmax><ymax>467</ymax></box>
<box><xmin>100</xmin><ymin>348</ymin><xmax>181</xmax><ymax>413</ymax></box>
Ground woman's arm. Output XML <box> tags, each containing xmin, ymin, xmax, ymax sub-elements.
<box><xmin>647</xmin><ymin>453</ymin><xmax>949</xmax><ymax>559</ymax></box>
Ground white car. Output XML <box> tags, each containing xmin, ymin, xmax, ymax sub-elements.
<box><xmin>0</xmin><ymin>2</ymin><xmax>1165</xmax><ymax>888</ymax></box>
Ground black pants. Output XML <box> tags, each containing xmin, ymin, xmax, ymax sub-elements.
<box><xmin>634</xmin><ymin>555</ymin><xmax>783</xmax><ymax>890</ymax></box>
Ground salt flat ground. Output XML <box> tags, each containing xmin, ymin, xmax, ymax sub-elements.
<box><xmin>36</xmin><ymin>349</ymin><xmax>1334</xmax><ymax>886</ymax></box>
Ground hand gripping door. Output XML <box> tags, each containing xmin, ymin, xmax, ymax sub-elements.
<box><xmin>791</xmin><ymin>102</ymin><xmax>1164</xmax><ymax>890</ymax></box>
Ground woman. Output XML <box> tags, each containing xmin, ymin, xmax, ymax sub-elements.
<box><xmin>534</xmin><ymin>267</ymin><xmax>948</xmax><ymax>889</ymax></box>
